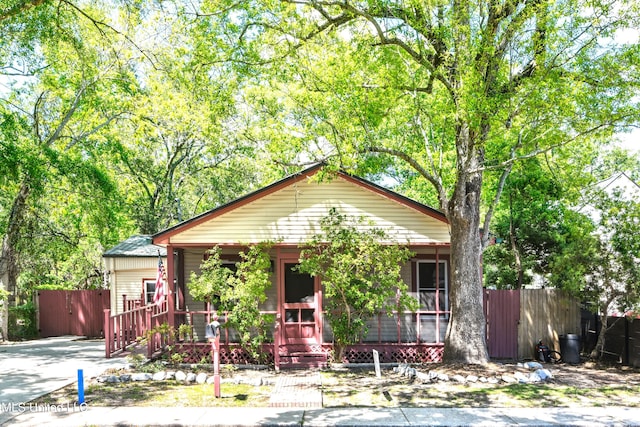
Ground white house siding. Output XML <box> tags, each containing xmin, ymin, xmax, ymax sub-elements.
<box><xmin>165</xmin><ymin>177</ymin><xmax>450</xmax><ymax>245</ymax></box>
<box><xmin>106</xmin><ymin>257</ymin><xmax>164</xmax><ymax>314</ymax></box>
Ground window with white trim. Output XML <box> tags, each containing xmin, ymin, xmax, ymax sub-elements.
<box><xmin>143</xmin><ymin>280</ymin><xmax>156</xmax><ymax>304</ymax></box>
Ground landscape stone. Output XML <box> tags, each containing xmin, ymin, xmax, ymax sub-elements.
<box><xmin>466</xmin><ymin>375</ymin><xmax>479</xmax><ymax>383</ymax></box>
<box><xmin>132</xmin><ymin>372</ymin><xmax>152</xmax><ymax>381</ymax></box>
<box><xmin>501</xmin><ymin>374</ymin><xmax>517</xmax><ymax>383</ymax></box>
<box><xmin>196</xmin><ymin>373</ymin><xmax>208</xmax><ymax>384</ymax></box>
<box><xmin>513</xmin><ymin>371</ymin><xmax>529</xmax><ymax>383</ymax></box>
<box><xmin>416</xmin><ymin>371</ymin><xmax>431</xmax><ymax>382</ymax></box>
<box><xmin>536</xmin><ymin>368</ymin><xmax>552</xmax><ymax>380</ymax></box>
<box><xmin>152</xmin><ymin>371</ymin><xmax>166</xmax><ymax>381</ymax></box>
<box><xmin>175</xmin><ymin>371</ymin><xmax>187</xmax><ymax>381</ymax></box>
<box><xmin>249</xmin><ymin>378</ymin><xmax>263</xmax><ymax>386</ymax></box>
<box><xmin>119</xmin><ymin>374</ymin><xmax>131</xmax><ymax>382</ymax></box>
<box><xmin>106</xmin><ymin>375</ymin><xmax>120</xmax><ymax>383</ymax></box>
<box><xmin>437</xmin><ymin>373</ymin><xmax>449</xmax><ymax>382</ymax></box>
<box><xmin>186</xmin><ymin>372</ymin><xmax>197</xmax><ymax>383</ymax></box>
<box><xmin>453</xmin><ymin>374</ymin><xmax>466</xmax><ymax>383</ymax></box>
<box><xmin>525</xmin><ymin>361</ymin><xmax>544</xmax><ymax>370</ymax></box>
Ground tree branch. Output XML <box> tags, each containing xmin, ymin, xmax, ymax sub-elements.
<box><xmin>363</xmin><ymin>146</ymin><xmax>448</xmax><ymax>210</ymax></box>
<box><xmin>0</xmin><ymin>0</ymin><xmax>46</xmax><ymax>22</ymax></box>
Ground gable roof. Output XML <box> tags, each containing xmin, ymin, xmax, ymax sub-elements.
<box><xmin>103</xmin><ymin>235</ymin><xmax>167</xmax><ymax>258</ymax></box>
<box><xmin>153</xmin><ymin>164</ymin><xmax>449</xmax><ymax>246</ymax></box>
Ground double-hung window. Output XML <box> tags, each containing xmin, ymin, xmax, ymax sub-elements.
<box><xmin>143</xmin><ymin>280</ymin><xmax>156</xmax><ymax>305</ymax></box>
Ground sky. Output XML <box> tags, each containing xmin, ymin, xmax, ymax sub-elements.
<box><xmin>617</xmin><ymin>128</ymin><xmax>640</xmax><ymax>155</ymax></box>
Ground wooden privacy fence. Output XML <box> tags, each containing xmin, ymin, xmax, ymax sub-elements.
<box><xmin>37</xmin><ymin>289</ymin><xmax>110</xmax><ymax>338</ymax></box>
<box><xmin>484</xmin><ymin>289</ymin><xmax>581</xmax><ymax>360</ymax></box>
<box><xmin>582</xmin><ymin>312</ymin><xmax>640</xmax><ymax>367</ymax></box>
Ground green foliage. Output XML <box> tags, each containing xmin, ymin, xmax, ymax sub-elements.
<box><xmin>586</xmin><ymin>183</ymin><xmax>640</xmax><ymax>315</ymax></box>
<box><xmin>483</xmin><ymin>159</ymin><xmax>597</xmax><ymax>289</ymax></box>
<box><xmin>8</xmin><ymin>300</ymin><xmax>38</xmax><ymax>340</ymax></box>
<box><xmin>297</xmin><ymin>208</ymin><xmax>416</xmax><ymax>360</ymax></box>
<box><xmin>190</xmin><ymin>243</ymin><xmax>275</xmax><ymax>363</ymax></box>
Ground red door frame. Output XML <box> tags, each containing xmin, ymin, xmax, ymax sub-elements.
<box><xmin>277</xmin><ymin>255</ymin><xmax>322</xmax><ymax>347</ymax></box>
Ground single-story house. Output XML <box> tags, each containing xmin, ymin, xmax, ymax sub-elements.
<box><xmin>106</xmin><ymin>164</ymin><xmax>452</xmax><ymax>367</ymax></box>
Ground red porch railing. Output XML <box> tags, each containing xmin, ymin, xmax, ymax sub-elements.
<box><xmin>104</xmin><ymin>300</ymin><xmax>169</xmax><ymax>359</ymax></box>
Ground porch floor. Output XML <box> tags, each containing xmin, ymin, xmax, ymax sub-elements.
<box><xmin>268</xmin><ymin>371</ymin><xmax>322</xmax><ymax>408</ymax></box>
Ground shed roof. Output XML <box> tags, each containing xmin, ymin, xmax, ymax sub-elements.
<box><xmin>103</xmin><ymin>235</ymin><xmax>167</xmax><ymax>258</ymax></box>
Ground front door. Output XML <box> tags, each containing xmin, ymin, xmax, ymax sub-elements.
<box><xmin>280</xmin><ymin>260</ymin><xmax>320</xmax><ymax>345</ymax></box>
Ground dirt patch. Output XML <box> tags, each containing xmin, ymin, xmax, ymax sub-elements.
<box><xmin>320</xmin><ymin>362</ymin><xmax>640</xmax><ymax>408</ymax></box>
<box><xmin>412</xmin><ymin>361</ymin><xmax>640</xmax><ymax>388</ymax></box>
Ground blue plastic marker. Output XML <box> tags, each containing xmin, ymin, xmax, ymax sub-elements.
<box><xmin>77</xmin><ymin>369</ymin><xmax>85</xmax><ymax>404</ymax></box>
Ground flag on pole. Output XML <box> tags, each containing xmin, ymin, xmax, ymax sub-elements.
<box><xmin>153</xmin><ymin>256</ymin><xmax>166</xmax><ymax>308</ymax></box>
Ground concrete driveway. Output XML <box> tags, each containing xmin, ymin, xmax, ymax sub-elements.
<box><xmin>0</xmin><ymin>336</ymin><xmax>127</xmax><ymax>424</ymax></box>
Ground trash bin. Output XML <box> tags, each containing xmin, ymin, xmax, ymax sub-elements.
<box><xmin>560</xmin><ymin>334</ymin><xmax>580</xmax><ymax>364</ymax></box>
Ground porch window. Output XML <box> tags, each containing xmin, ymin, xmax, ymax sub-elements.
<box><xmin>416</xmin><ymin>260</ymin><xmax>449</xmax><ymax>344</ymax></box>
<box><xmin>417</xmin><ymin>260</ymin><xmax>448</xmax><ymax>313</ymax></box>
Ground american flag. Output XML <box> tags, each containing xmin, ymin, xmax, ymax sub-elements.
<box><xmin>153</xmin><ymin>256</ymin><xmax>166</xmax><ymax>308</ymax></box>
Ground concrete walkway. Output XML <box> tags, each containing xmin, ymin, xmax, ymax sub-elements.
<box><xmin>268</xmin><ymin>371</ymin><xmax>322</xmax><ymax>407</ymax></box>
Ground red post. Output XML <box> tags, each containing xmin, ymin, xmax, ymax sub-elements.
<box><xmin>146</xmin><ymin>306</ymin><xmax>153</xmax><ymax>358</ymax></box>
<box><xmin>212</xmin><ymin>335</ymin><xmax>220</xmax><ymax>398</ymax></box>
<box><xmin>167</xmin><ymin>245</ymin><xmax>175</xmax><ymax>328</ymax></box>
<box><xmin>274</xmin><ymin>313</ymin><xmax>281</xmax><ymax>372</ymax></box>
<box><xmin>104</xmin><ymin>309</ymin><xmax>111</xmax><ymax>358</ymax></box>
<box><xmin>207</xmin><ymin>313</ymin><xmax>221</xmax><ymax>398</ymax></box>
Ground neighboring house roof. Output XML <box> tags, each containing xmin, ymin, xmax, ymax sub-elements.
<box><xmin>596</xmin><ymin>172</ymin><xmax>640</xmax><ymax>199</ymax></box>
<box><xmin>153</xmin><ymin>164</ymin><xmax>450</xmax><ymax>246</ymax></box>
<box><xmin>103</xmin><ymin>235</ymin><xmax>167</xmax><ymax>257</ymax></box>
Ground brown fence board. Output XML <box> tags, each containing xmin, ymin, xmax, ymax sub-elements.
<box><xmin>484</xmin><ymin>289</ymin><xmax>520</xmax><ymax>359</ymax></box>
<box><xmin>38</xmin><ymin>290</ymin><xmax>110</xmax><ymax>338</ymax></box>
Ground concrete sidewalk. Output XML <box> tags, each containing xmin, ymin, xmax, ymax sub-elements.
<box><xmin>2</xmin><ymin>405</ymin><xmax>639</xmax><ymax>426</ymax></box>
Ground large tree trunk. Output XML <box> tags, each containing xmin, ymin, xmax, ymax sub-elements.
<box><xmin>0</xmin><ymin>182</ymin><xmax>31</xmax><ymax>341</ymax></box>
<box><xmin>442</xmin><ymin>128</ymin><xmax>489</xmax><ymax>364</ymax></box>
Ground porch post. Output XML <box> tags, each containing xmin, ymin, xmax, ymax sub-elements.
<box><xmin>274</xmin><ymin>313</ymin><xmax>281</xmax><ymax>372</ymax></box>
<box><xmin>166</xmin><ymin>245</ymin><xmax>175</xmax><ymax>327</ymax></box>
<box><xmin>104</xmin><ymin>309</ymin><xmax>111</xmax><ymax>358</ymax></box>
<box><xmin>146</xmin><ymin>306</ymin><xmax>153</xmax><ymax>358</ymax></box>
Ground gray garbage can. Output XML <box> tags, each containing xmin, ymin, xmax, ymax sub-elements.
<box><xmin>560</xmin><ymin>334</ymin><xmax>580</xmax><ymax>364</ymax></box>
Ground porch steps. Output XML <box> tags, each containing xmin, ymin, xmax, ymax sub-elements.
<box><xmin>268</xmin><ymin>372</ymin><xmax>322</xmax><ymax>408</ymax></box>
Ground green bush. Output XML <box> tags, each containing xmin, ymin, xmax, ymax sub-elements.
<box><xmin>9</xmin><ymin>301</ymin><xmax>38</xmax><ymax>340</ymax></box>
